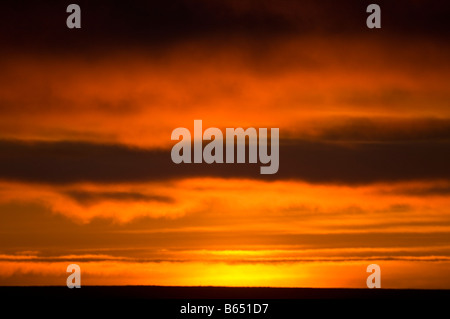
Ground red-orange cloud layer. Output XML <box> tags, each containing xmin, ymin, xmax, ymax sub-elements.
<box><xmin>0</xmin><ymin>0</ymin><xmax>449</xmax><ymax>288</ymax></box>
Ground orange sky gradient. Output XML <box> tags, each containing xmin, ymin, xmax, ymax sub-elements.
<box><xmin>0</xmin><ymin>1</ymin><xmax>449</xmax><ymax>288</ymax></box>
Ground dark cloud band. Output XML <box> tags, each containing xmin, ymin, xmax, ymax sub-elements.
<box><xmin>0</xmin><ymin>139</ymin><xmax>449</xmax><ymax>184</ymax></box>
<box><xmin>0</xmin><ymin>0</ymin><xmax>448</xmax><ymax>53</ymax></box>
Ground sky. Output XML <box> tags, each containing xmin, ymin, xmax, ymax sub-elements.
<box><xmin>0</xmin><ymin>0</ymin><xmax>449</xmax><ymax>288</ymax></box>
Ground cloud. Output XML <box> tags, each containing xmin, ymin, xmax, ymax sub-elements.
<box><xmin>1</xmin><ymin>193</ymin><xmax>450</xmax><ymax>255</ymax></box>
<box><xmin>312</xmin><ymin>117</ymin><xmax>450</xmax><ymax>142</ymax></box>
<box><xmin>2</xmin><ymin>253</ymin><xmax>450</xmax><ymax>264</ymax></box>
<box><xmin>1</xmin><ymin>1</ymin><xmax>448</xmax><ymax>53</ymax></box>
<box><xmin>382</xmin><ymin>185</ymin><xmax>450</xmax><ymax>197</ymax></box>
<box><xmin>0</xmin><ymin>36</ymin><xmax>448</xmax><ymax>149</ymax></box>
<box><xmin>1</xmin><ymin>0</ymin><xmax>449</xmax><ymax>289</ymax></box>
<box><xmin>64</xmin><ymin>191</ymin><xmax>173</xmax><ymax>206</ymax></box>
<box><xmin>0</xmin><ymin>139</ymin><xmax>449</xmax><ymax>184</ymax></box>
<box><xmin>1</xmin><ymin>177</ymin><xmax>449</xmax><ymax>287</ymax></box>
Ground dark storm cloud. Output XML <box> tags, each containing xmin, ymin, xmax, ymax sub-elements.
<box><xmin>0</xmin><ymin>0</ymin><xmax>448</xmax><ymax>52</ymax></box>
<box><xmin>316</xmin><ymin>117</ymin><xmax>450</xmax><ymax>142</ymax></box>
<box><xmin>0</xmin><ymin>138</ymin><xmax>450</xmax><ymax>185</ymax></box>
<box><xmin>278</xmin><ymin>139</ymin><xmax>450</xmax><ymax>184</ymax></box>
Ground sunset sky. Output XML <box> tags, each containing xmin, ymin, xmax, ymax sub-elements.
<box><xmin>0</xmin><ymin>0</ymin><xmax>449</xmax><ymax>288</ymax></box>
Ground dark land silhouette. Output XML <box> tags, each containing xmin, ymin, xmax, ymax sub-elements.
<box><xmin>1</xmin><ymin>286</ymin><xmax>449</xmax><ymax>300</ymax></box>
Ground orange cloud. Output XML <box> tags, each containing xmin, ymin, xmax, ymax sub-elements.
<box><xmin>0</xmin><ymin>37</ymin><xmax>448</xmax><ymax>147</ymax></box>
